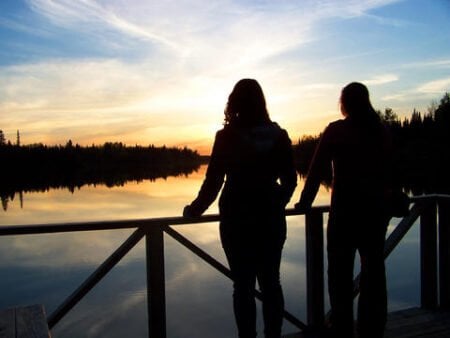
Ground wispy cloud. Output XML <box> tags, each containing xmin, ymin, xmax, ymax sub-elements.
<box><xmin>381</xmin><ymin>77</ymin><xmax>450</xmax><ymax>103</ymax></box>
<box><xmin>0</xmin><ymin>59</ymin><xmax>153</xmax><ymax>111</ymax></box>
<box><xmin>402</xmin><ymin>59</ymin><xmax>450</xmax><ymax>69</ymax></box>
<box><xmin>25</xmin><ymin>0</ymin><xmax>403</xmax><ymax>64</ymax></box>
<box><xmin>0</xmin><ymin>16</ymin><xmax>51</xmax><ymax>37</ymax></box>
<box><xmin>362</xmin><ymin>12</ymin><xmax>412</xmax><ymax>27</ymax></box>
<box><xmin>417</xmin><ymin>77</ymin><xmax>450</xmax><ymax>94</ymax></box>
<box><xmin>20</xmin><ymin>0</ymin><xmax>406</xmax><ymax>87</ymax></box>
<box><xmin>380</xmin><ymin>92</ymin><xmax>410</xmax><ymax>102</ymax></box>
<box><xmin>364</xmin><ymin>74</ymin><xmax>399</xmax><ymax>85</ymax></box>
<box><xmin>27</xmin><ymin>0</ymin><xmax>178</xmax><ymax>48</ymax></box>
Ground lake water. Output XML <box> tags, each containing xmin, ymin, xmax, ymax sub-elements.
<box><xmin>0</xmin><ymin>165</ymin><xmax>420</xmax><ymax>338</ymax></box>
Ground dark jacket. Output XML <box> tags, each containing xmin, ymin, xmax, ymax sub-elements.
<box><xmin>188</xmin><ymin>122</ymin><xmax>297</xmax><ymax>233</ymax></box>
<box><xmin>298</xmin><ymin>117</ymin><xmax>392</xmax><ymax>217</ymax></box>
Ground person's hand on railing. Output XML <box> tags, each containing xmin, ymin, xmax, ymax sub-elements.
<box><xmin>183</xmin><ymin>205</ymin><xmax>193</xmax><ymax>218</ymax></box>
<box><xmin>294</xmin><ymin>201</ymin><xmax>310</xmax><ymax>214</ymax></box>
<box><xmin>183</xmin><ymin>205</ymin><xmax>200</xmax><ymax>218</ymax></box>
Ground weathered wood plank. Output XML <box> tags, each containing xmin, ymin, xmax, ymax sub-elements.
<box><xmin>0</xmin><ymin>305</ymin><xmax>50</xmax><ymax>338</ymax></box>
<box><xmin>283</xmin><ymin>308</ymin><xmax>450</xmax><ymax>338</ymax></box>
<box><xmin>16</xmin><ymin>305</ymin><xmax>50</xmax><ymax>338</ymax></box>
<box><xmin>0</xmin><ymin>308</ymin><xmax>15</xmax><ymax>338</ymax></box>
<box><xmin>384</xmin><ymin>308</ymin><xmax>450</xmax><ymax>338</ymax></box>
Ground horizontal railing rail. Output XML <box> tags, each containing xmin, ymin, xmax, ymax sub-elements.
<box><xmin>1</xmin><ymin>194</ymin><xmax>449</xmax><ymax>337</ymax></box>
<box><xmin>2</xmin><ymin>195</ymin><xmax>446</xmax><ymax>235</ymax></box>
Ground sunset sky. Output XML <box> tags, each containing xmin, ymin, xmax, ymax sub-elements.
<box><xmin>1</xmin><ymin>0</ymin><xmax>449</xmax><ymax>154</ymax></box>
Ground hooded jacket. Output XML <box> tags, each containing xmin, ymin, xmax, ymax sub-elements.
<box><xmin>188</xmin><ymin>121</ymin><xmax>297</xmax><ymax>230</ymax></box>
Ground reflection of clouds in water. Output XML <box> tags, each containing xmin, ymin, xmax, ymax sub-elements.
<box><xmin>0</xmin><ymin>230</ymin><xmax>142</xmax><ymax>268</ymax></box>
<box><xmin>174</xmin><ymin>221</ymin><xmax>222</xmax><ymax>246</ymax></box>
<box><xmin>281</xmin><ymin>217</ymin><xmax>309</xmax><ymax>325</ymax></box>
<box><xmin>385</xmin><ymin>221</ymin><xmax>421</xmax><ymax>311</ymax></box>
<box><xmin>50</xmin><ymin>261</ymin><xmax>149</xmax><ymax>338</ymax></box>
<box><xmin>84</xmin><ymin>290</ymin><xmax>147</xmax><ymax>338</ymax></box>
<box><xmin>164</xmin><ymin>238</ymin><xmax>236</xmax><ymax>338</ymax></box>
<box><xmin>63</xmin><ymin>292</ymin><xmax>147</xmax><ymax>338</ymax></box>
<box><xmin>167</xmin><ymin>258</ymin><xmax>202</xmax><ymax>286</ymax></box>
<box><xmin>1</xmin><ymin>165</ymin><xmax>211</xmax><ymax>225</ymax></box>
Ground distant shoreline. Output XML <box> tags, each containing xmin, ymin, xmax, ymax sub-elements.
<box><xmin>0</xmin><ymin>142</ymin><xmax>205</xmax><ymax>199</ymax></box>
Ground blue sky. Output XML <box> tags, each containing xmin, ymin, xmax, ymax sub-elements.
<box><xmin>1</xmin><ymin>0</ymin><xmax>449</xmax><ymax>152</ymax></box>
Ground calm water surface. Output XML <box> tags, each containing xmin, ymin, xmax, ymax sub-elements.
<box><xmin>0</xmin><ymin>165</ymin><xmax>420</xmax><ymax>337</ymax></box>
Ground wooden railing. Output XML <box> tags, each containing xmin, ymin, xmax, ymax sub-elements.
<box><xmin>0</xmin><ymin>194</ymin><xmax>449</xmax><ymax>337</ymax></box>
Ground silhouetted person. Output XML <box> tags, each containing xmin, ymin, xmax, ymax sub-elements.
<box><xmin>295</xmin><ymin>82</ymin><xmax>391</xmax><ymax>338</ymax></box>
<box><xmin>183</xmin><ymin>79</ymin><xmax>297</xmax><ymax>338</ymax></box>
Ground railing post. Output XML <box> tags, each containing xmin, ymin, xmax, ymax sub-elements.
<box><xmin>439</xmin><ymin>197</ymin><xmax>450</xmax><ymax>309</ymax></box>
<box><xmin>146</xmin><ymin>225</ymin><xmax>167</xmax><ymax>338</ymax></box>
<box><xmin>420</xmin><ymin>200</ymin><xmax>438</xmax><ymax>309</ymax></box>
<box><xmin>305</xmin><ymin>209</ymin><xmax>324</xmax><ymax>328</ymax></box>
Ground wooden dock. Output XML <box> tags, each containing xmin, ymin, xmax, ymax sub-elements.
<box><xmin>385</xmin><ymin>307</ymin><xmax>450</xmax><ymax>338</ymax></box>
<box><xmin>0</xmin><ymin>304</ymin><xmax>50</xmax><ymax>338</ymax></box>
<box><xmin>283</xmin><ymin>307</ymin><xmax>450</xmax><ymax>338</ymax></box>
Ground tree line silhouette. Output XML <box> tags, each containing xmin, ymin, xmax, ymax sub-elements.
<box><xmin>294</xmin><ymin>92</ymin><xmax>450</xmax><ymax>195</ymax></box>
<box><xmin>0</xmin><ymin>140</ymin><xmax>205</xmax><ymax>211</ymax></box>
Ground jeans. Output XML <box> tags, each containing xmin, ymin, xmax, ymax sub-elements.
<box><xmin>220</xmin><ymin>224</ymin><xmax>285</xmax><ymax>338</ymax></box>
<box><xmin>327</xmin><ymin>212</ymin><xmax>388</xmax><ymax>338</ymax></box>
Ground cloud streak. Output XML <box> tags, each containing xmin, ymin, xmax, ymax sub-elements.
<box><xmin>417</xmin><ymin>77</ymin><xmax>450</xmax><ymax>94</ymax></box>
<box><xmin>381</xmin><ymin>77</ymin><xmax>450</xmax><ymax>105</ymax></box>
<box><xmin>402</xmin><ymin>59</ymin><xmax>450</xmax><ymax>70</ymax></box>
<box><xmin>25</xmin><ymin>0</ymin><xmax>402</xmax><ymax>64</ymax></box>
<box><xmin>364</xmin><ymin>74</ymin><xmax>399</xmax><ymax>85</ymax></box>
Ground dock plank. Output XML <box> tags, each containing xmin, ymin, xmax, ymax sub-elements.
<box><xmin>0</xmin><ymin>305</ymin><xmax>50</xmax><ymax>338</ymax></box>
<box><xmin>16</xmin><ymin>305</ymin><xmax>50</xmax><ymax>338</ymax></box>
<box><xmin>0</xmin><ymin>308</ymin><xmax>15</xmax><ymax>338</ymax></box>
<box><xmin>384</xmin><ymin>308</ymin><xmax>450</xmax><ymax>338</ymax></box>
<box><xmin>283</xmin><ymin>307</ymin><xmax>450</xmax><ymax>338</ymax></box>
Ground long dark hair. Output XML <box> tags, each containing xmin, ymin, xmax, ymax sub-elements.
<box><xmin>224</xmin><ymin>79</ymin><xmax>271</xmax><ymax>127</ymax></box>
<box><xmin>340</xmin><ymin>82</ymin><xmax>380</xmax><ymax>125</ymax></box>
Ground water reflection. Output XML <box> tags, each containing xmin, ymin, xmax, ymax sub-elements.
<box><xmin>1</xmin><ymin>166</ymin><xmax>212</xmax><ymax>225</ymax></box>
<box><xmin>0</xmin><ymin>166</ymin><xmax>419</xmax><ymax>337</ymax></box>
